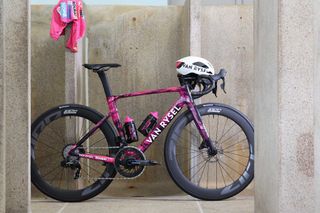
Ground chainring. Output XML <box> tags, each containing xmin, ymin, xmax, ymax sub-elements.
<box><xmin>114</xmin><ymin>146</ymin><xmax>146</xmax><ymax>178</ymax></box>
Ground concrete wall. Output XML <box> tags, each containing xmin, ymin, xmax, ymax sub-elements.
<box><xmin>31</xmin><ymin>4</ymin><xmax>254</xmax><ymax>197</ymax></box>
<box><xmin>31</xmin><ymin>5</ymin><xmax>66</xmax><ymax>119</ymax></box>
<box><xmin>254</xmin><ymin>0</ymin><xmax>280</xmax><ymax>211</ymax></box>
<box><xmin>0</xmin><ymin>0</ymin><xmax>31</xmax><ymax>212</ymax></box>
<box><xmin>31</xmin><ymin>5</ymin><xmax>90</xmax><ymax>198</ymax></box>
<box><xmin>31</xmin><ymin>5</ymin><xmax>67</xmax><ymax>198</ymax></box>
<box><xmin>202</xmin><ymin>5</ymin><xmax>254</xmax><ymax>121</ymax></box>
<box><xmin>85</xmin><ymin>5</ymin><xmax>188</xmax><ymax>196</ymax></box>
<box><xmin>315</xmin><ymin>2</ymin><xmax>320</xmax><ymax>210</ymax></box>
<box><xmin>255</xmin><ymin>0</ymin><xmax>319</xmax><ymax>212</ymax></box>
<box><xmin>0</xmin><ymin>1</ymin><xmax>5</xmax><ymax>212</ymax></box>
<box><xmin>201</xmin><ymin>5</ymin><xmax>254</xmax><ymax>194</ymax></box>
<box><xmin>31</xmin><ymin>5</ymin><xmax>88</xmax><ymax>116</ymax></box>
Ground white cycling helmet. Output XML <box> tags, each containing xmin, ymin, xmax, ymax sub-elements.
<box><xmin>176</xmin><ymin>56</ymin><xmax>215</xmax><ymax>76</ymax></box>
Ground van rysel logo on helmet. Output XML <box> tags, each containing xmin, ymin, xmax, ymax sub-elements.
<box><xmin>178</xmin><ymin>62</ymin><xmax>213</xmax><ymax>74</ymax></box>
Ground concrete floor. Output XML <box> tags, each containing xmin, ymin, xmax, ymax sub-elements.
<box><xmin>31</xmin><ymin>195</ymin><xmax>253</xmax><ymax>213</ymax></box>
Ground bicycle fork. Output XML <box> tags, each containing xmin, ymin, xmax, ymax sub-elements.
<box><xmin>185</xmin><ymin>88</ymin><xmax>218</xmax><ymax>156</ymax></box>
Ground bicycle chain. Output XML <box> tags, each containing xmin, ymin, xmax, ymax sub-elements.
<box><xmin>79</xmin><ymin>146</ymin><xmax>121</xmax><ymax>150</ymax></box>
<box><xmin>80</xmin><ymin>173</ymin><xmax>144</xmax><ymax>181</ymax></box>
<box><xmin>77</xmin><ymin>146</ymin><xmax>145</xmax><ymax>180</ymax></box>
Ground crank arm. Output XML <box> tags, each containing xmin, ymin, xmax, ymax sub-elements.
<box><xmin>128</xmin><ymin>160</ymin><xmax>160</xmax><ymax>166</ymax></box>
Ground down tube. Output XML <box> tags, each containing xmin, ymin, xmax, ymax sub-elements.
<box><xmin>138</xmin><ymin>99</ymin><xmax>187</xmax><ymax>152</ymax></box>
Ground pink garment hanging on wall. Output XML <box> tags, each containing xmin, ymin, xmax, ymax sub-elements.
<box><xmin>50</xmin><ymin>0</ymin><xmax>86</xmax><ymax>53</ymax></box>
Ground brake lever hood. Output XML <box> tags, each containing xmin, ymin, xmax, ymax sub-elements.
<box><xmin>212</xmin><ymin>69</ymin><xmax>227</xmax><ymax>96</ymax></box>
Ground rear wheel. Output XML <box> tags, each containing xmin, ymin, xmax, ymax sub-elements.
<box><xmin>164</xmin><ymin>103</ymin><xmax>254</xmax><ymax>200</ymax></box>
<box><xmin>31</xmin><ymin>104</ymin><xmax>118</xmax><ymax>202</ymax></box>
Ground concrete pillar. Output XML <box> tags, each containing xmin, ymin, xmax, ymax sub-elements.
<box><xmin>188</xmin><ymin>0</ymin><xmax>201</xmax><ymax>56</ymax></box>
<box><xmin>77</xmin><ymin>38</ymin><xmax>89</xmax><ymax>107</ymax></box>
<box><xmin>255</xmin><ymin>0</ymin><xmax>319</xmax><ymax>212</ymax></box>
<box><xmin>0</xmin><ymin>0</ymin><xmax>31</xmax><ymax>212</ymax></box>
<box><xmin>314</xmin><ymin>1</ymin><xmax>320</xmax><ymax>210</ymax></box>
<box><xmin>64</xmin><ymin>2</ymin><xmax>88</xmax><ymax>106</ymax></box>
<box><xmin>65</xmin><ymin>26</ymin><xmax>78</xmax><ymax>142</ymax></box>
<box><xmin>64</xmin><ymin>27</ymin><xmax>88</xmax><ymax>188</ymax></box>
<box><xmin>65</xmin><ymin>26</ymin><xmax>84</xmax><ymax>104</ymax></box>
<box><xmin>64</xmin><ymin>31</ymin><xmax>88</xmax><ymax>106</ymax></box>
<box><xmin>0</xmin><ymin>1</ymin><xmax>5</xmax><ymax>213</ymax></box>
<box><xmin>186</xmin><ymin>0</ymin><xmax>203</xmax><ymax>181</ymax></box>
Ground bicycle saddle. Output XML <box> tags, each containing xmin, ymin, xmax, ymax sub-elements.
<box><xmin>83</xmin><ymin>63</ymin><xmax>121</xmax><ymax>71</ymax></box>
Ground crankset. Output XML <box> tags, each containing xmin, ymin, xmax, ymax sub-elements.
<box><xmin>60</xmin><ymin>145</ymin><xmax>160</xmax><ymax>180</ymax></box>
<box><xmin>114</xmin><ymin>146</ymin><xmax>159</xmax><ymax>178</ymax></box>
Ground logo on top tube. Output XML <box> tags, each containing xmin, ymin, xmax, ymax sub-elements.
<box><xmin>145</xmin><ymin>106</ymin><xmax>182</xmax><ymax>143</ymax></box>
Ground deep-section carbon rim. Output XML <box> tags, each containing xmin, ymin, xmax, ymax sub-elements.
<box><xmin>164</xmin><ymin>103</ymin><xmax>254</xmax><ymax>200</ymax></box>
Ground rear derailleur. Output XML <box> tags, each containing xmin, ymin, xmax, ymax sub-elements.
<box><xmin>60</xmin><ymin>157</ymin><xmax>82</xmax><ymax>180</ymax></box>
<box><xmin>60</xmin><ymin>144</ymin><xmax>85</xmax><ymax>180</ymax></box>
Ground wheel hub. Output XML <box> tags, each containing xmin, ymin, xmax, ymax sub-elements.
<box><xmin>61</xmin><ymin>144</ymin><xmax>85</xmax><ymax>161</ymax></box>
<box><xmin>199</xmin><ymin>140</ymin><xmax>218</xmax><ymax>157</ymax></box>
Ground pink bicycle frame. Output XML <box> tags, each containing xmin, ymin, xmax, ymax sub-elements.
<box><xmin>76</xmin><ymin>85</ymin><xmax>211</xmax><ymax>164</ymax></box>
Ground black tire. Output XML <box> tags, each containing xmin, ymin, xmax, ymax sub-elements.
<box><xmin>164</xmin><ymin>103</ymin><xmax>254</xmax><ymax>200</ymax></box>
<box><xmin>31</xmin><ymin>104</ymin><xmax>118</xmax><ymax>202</ymax></box>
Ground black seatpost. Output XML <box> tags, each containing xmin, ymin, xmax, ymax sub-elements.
<box><xmin>97</xmin><ymin>71</ymin><xmax>112</xmax><ymax>97</ymax></box>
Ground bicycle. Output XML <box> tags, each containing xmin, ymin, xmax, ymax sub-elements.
<box><xmin>31</xmin><ymin>59</ymin><xmax>254</xmax><ymax>202</ymax></box>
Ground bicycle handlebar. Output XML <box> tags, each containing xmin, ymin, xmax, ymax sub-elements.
<box><xmin>190</xmin><ymin>69</ymin><xmax>227</xmax><ymax>99</ymax></box>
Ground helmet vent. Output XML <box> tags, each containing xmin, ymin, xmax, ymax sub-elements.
<box><xmin>193</xmin><ymin>62</ymin><xmax>209</xmax><ymax>69</ymax></box>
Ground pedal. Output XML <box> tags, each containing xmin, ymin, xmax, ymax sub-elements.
<box><xmin>147</xmin><ymin>160</ymin><xmax>160</xmax><ymax>166</ymax></box>
<box><xmin>129</xmin><ymin>160</ymin><xmax>160</xmax><ymax>166</ymax></box>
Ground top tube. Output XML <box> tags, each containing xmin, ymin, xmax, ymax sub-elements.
<box><xmin>113</xmin><ymin>86</ymin><xmax>185</xmax><ymax>100</ymax></box>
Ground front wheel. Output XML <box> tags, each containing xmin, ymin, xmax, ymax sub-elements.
<box><xmin>164</xmin><ymin>103</ymin><xmax>254</xmax><ymax>200</ymax></box>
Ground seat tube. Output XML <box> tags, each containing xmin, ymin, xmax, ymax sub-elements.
<box><xmin>98</xmin><ymin>72</ymin><xmax>112</xmax><ymax>97</ymax></box>
<box><xmin>107</xmin><ymin>96</ymin><xmax>125</xmax><ymax>139</ymax></box>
